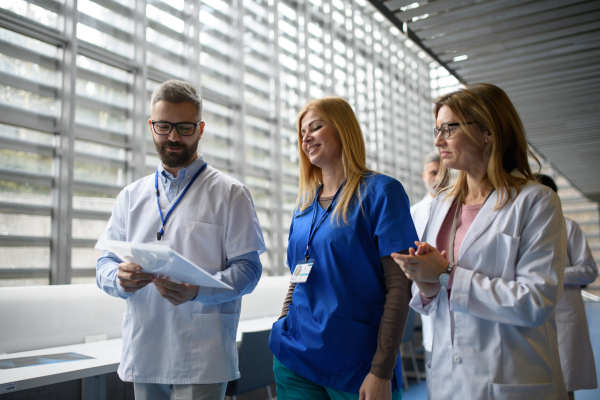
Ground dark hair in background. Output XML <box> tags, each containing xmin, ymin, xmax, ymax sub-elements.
<box><xmin>536</xmin><ymin>174</ymin><xmax>558</xmax><ymax>193</ymax></box>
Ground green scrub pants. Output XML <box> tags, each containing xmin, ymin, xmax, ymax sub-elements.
<box><xmin>273</xmin><ymin>356</ymin><xmax>402</xmax><ymax>400</ymax></box>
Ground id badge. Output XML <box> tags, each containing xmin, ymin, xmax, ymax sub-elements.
<box><xmin>290</xmin><ymin>259</ymin><xmax>313</xmax><ymax>283</ymax></box>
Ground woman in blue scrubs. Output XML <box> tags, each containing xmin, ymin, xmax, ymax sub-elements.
<box><xmin>269</xmin><ymin>97</ymin><xmax>418</xmax><ymax>399</ymax></box>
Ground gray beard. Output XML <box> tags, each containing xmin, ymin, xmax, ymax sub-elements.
<box><xmin>154</xmin><ymin>139</ymin><xmax>199</xmax><ymax>169</ymax></box>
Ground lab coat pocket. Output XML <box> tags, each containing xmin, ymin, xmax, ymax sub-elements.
<box><xmin>191</xmin><ymin>313</ymin><xmax>240</xmax><ymax>382</ymax></box>
<box><xmin>185</xmin><ymin>221</ymin><xmax>224</xmax><ymax>271</ymax></box>
<box><xmin>488</xmin><ymin>382</ymin><xmax>557</xmax><ymax>400</ymax></box>
<box><xmin>495</xmin><ymin>234</ymin><xmax>520</xmax><ymax>280</ymax></box>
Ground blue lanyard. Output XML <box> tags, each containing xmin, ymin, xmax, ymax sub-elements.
<box><xmin>155</xmin><ymin>162</ymin><xmax>208</xmax><ymax>241</ymax></box>
<box><xmin>304</xmin><ymin>183</ymin><xmax>344</xmax><ymax>262</ymax></box>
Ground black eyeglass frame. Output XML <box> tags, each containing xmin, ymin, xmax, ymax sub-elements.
<box><xmin>151</xmin><ymin>120</ymin><xmax>202</xmax><ymax>136</ymax></box>
<box><xmin>433</xmin><ymin>122</ymin><xmax>477</xmax><ymax>140</ymax></box>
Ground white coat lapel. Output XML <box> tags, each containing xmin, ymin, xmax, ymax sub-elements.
<box><xmin>458</xmin><ymin>189</ymin><xmax>501</xmax><ymax>260</ymax></box>
<box><xmin>426</xmin><ymin>193</ymin><xmax>453</xmax><ymax>245</ymax></box>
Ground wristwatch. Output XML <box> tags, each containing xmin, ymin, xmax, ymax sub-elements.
<box><xmin>439</xmin><ymin>262</ymin><xmax>456</xmax><ymax>287</ymax></box>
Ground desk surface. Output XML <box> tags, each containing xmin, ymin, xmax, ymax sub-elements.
<box><xmin>0</xmin><ymin>315</ymin><xmax>277</xmax><ymax>394</ymax></box>
<box><xmin>0</xmin><ymin>339</ymin><xmax>121</xmax><ymax>394</ymax></box>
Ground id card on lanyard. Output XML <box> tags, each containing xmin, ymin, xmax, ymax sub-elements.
<box><xmin>292</xmin><ymin>183</ymin><xmax>344</xmax><ymax>284</ymax></box>
<box><xmin>291</xmin><ymin>260</ymin><xmax>313</xmax><ymax>283</ymax></box>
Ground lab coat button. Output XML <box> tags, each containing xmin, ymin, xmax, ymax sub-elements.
<box><xmin>454</xmin><ymin>356</ymin><xmax>461</xmax><ymax>363</ymax></box>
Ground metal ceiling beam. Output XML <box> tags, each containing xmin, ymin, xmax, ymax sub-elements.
<box><xmin>455</xmin><ymin>44</ymin><xmax>600</xmax><ymax>73</ymax></box>
<box><xmin>423</xmin><ymin>10</ymin><xmax>600</xmax><ymax>49</ymax></box>
<box><xmin>428</xmin><ymin>19</ymin><xmax>600</xmax><ymax>54</ymax></box>
<box><xmin>508</xmin><ymin>82</ymin><xmax>600</xmax><ymax>102</ymax></box>
<box><xmin>439</xmin><ymin>30</ymin><xmax>600</xmax><ymax>62</ymax></box>
<box><xmin>391</xmin><ymin>0</ymin><xmax>479</xmax><ymax>21</ymax></box>
<box><xmin>470</xmin><ymin>59</ymin><xmax>600</xmax><ymax>87</ymax></box>
<box><xmin>412</xmin><ymin>0</ymin><xmax>594</xmax><ymax>39</ymax></box>
<box><xmin>366</xmin><ymin>0</ymin><xmax>465</xmax><ymax>83</ymax></box>
<box><xmin>383</xmin><ymin>0</ymin><xmax>419</xmax><ymax>12</ymax></box>
<box><xmin>497</xmin><ymin>69</ymin><xmax>600</xmax><ymax>92</ymax></box>
<box><xmin>408</xmin><ymin>0</ymin><xmax>540</xmax><ymax>31</ymax></box>
<box><xmin>463</xmin><ymin>50</ymin><xmax>600</xmax><ymax>81</ymax></box>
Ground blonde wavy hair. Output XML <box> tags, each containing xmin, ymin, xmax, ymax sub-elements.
<box><xmin>434</xmin><ymin>83</ymin><xmax>539</xmax><ymax>209</ymax></box>
<box><xmin>295</xmin><ymin>97</ymin><xmax>372</xmax><ymax>225</ymax></box>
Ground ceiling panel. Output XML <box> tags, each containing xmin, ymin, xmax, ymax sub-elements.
<box><xmin>369</xmin><ymin>0</ymin><xmax>600</xmax><ymax>202</ymax></box>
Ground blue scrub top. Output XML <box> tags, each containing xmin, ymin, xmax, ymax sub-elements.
<box><xmin>269</xmin><ymin>173</ymin><xmax>418</xmax><ymax>393</ymax></box>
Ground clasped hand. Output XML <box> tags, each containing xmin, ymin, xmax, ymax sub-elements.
<box><xmin>391</xmin><ymin>241</ymin><xmax>449</xmax><ymax>298</ymax></box>
<box><xmin>117</xmin><ymin>262</ymin><xmax>199</xmax><ymax>306</ymax></box>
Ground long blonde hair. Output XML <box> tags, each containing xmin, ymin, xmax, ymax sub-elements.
<box><xmin>434</xmin><ymin>83</ymin><xmax>539</xmax><ymax>209</ymax></box>
<box><xmin>295</xmin><ymin>97</ymin><xmax>372</xmax><ymax>225</ymax></box>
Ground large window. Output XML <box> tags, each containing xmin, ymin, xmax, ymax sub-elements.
<box><xmin>0</xmin><ymin>0</ymin><xmax>437</xmax><ymax>285</ymax></box>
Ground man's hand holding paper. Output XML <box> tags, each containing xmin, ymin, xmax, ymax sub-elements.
<box><xmin>117</xmin><ymin>262</ymin><xmax>154</xmax><ymax>293</ymax></box>
<box><xmin>153</xmin><ymin>277</ymin><xmax>199</xmax><ymax>306</ymax></box>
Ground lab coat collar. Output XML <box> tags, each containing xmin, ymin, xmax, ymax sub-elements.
<box><xmin>458</xmin><ymin>169</ymin><xmax>527</xmax><ymax>257</ymax></box>
<box><xmin>458</xmin><ymin>189</ymin><xmax>502</xmax><ymax>260</ymax></box>
<box><xmin>428</xmin><ymin>192</ymin><xmax>453</xmax><ymax>246</ymax></box>
<box><xmin>432</xmin><ymin>188</ymin><xmax>503</xmax><ymax>262</ymax></box>
<box><xmin>435</xmin><ymin>169</ymin><xmax>528</xmax><ymax>260</ymax></box>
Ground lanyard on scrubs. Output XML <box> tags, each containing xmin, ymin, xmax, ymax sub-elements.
<box><xmin>154</xmin><ymin>162</ymin><xmax>207</xmax><ymax>241</ymax></box>
<box><xmin>304</xmin><ymin>183</ymin><xmax>344</xmax><ymax>262</ymax></box>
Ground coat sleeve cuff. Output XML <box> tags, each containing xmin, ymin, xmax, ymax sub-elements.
<box><xmin>410</xmin><ymin>287</ymin><xmax>438</xmax><ymax>316</ymax></box>
<box><xmin>449</xmin><ymin>266</ymin><xmax>473</xmax><ymax>313</ymax></box>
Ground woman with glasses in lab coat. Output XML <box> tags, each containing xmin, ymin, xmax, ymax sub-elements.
<box><xmin>393</xmin><ymin>83</ymin><xmax>568</xmax><ymax>400</ymax></box>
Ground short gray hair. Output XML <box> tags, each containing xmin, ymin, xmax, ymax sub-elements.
<box><xmin>151</xmin><ymin>79</ymin><xmax>203</xmax><ymax>121</ymax></box>
<box><xmin>423</xmin><ymin>151</ymin><xmax>440</xmax><ymax>166</ymax></box>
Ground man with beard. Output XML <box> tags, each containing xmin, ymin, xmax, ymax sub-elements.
<box><xmin>409</xmin><ymin>151</ymin><xmax>442</xmax><ymax>368</ymax></box>
<box><xmin>96</xmin><ymin>79</ymin><xmax>266</xmax><ymax>400</ymax></box>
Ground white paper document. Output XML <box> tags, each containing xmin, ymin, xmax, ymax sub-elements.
<box><xmin>95</xmin><ymin>240</ymin><xmax>232</xmax><ymax>289</ymax></box>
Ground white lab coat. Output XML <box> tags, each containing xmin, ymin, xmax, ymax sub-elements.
<box><xmin>411</xmin><ymin>193</ymin><xmax>434</xmax><ymax>240</ymax></box>
<box><xmin>411</xmin><ymin>181</ymin><xmax>568</xmax><ymax>400</ymax></box>
<box><xmin>97</xmin><ymin>156</ymin><xmax>266</xmax><ymax>384</ymax></box>
<box><xmin>410</xmin><ymin>193</ymin><xmax>434</xmax><ymax>352</ymax></box>
<box><xmin>556</xmin><ymin>218</ymin><xmax>598</xmax><ymax>391</ymax></box>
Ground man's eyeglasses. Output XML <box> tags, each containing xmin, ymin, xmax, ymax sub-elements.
<box><xmin>151</xmin><ymin>121</ymin><xmax>201</xmax><ymax>136</ymax></box>
<box><xmin>434</xmin><ymin>122</ymin><xmax>476</xmax><ymax>140</ymax></box>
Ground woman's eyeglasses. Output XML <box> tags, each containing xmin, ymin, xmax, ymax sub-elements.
<box><xmin>434</xmin><ymin>122</ymin><xmax>476</xmax><ymax>139</ymax></box>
